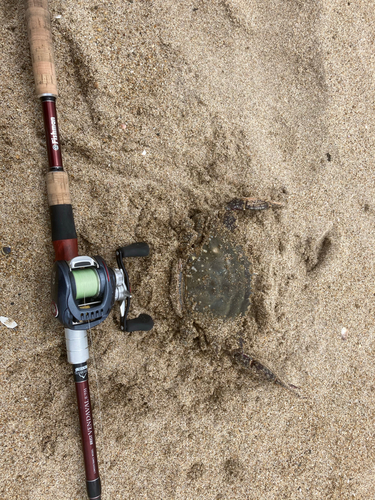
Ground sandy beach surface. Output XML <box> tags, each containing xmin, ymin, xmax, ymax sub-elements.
<box><xmin>1</xmin><ymin>0</ymin><xmax>375</xmax><ymax>498</ymax></box>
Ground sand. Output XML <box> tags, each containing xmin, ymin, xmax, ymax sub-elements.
<box><xmin>1</xmin><ymin>0</ymin><xmax>375</xmax><ymax>498</ymax></box>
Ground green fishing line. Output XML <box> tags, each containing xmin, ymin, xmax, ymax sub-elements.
<box><xmin>72</xmin><ymin>268</ymin><xmax>100</xmax><ymax>299</ymax></box>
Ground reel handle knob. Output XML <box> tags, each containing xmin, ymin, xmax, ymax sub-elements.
<box><xmin>125</xmin><ymin>313</ymin><xmax>154</xmax><ymax>332</ymax></box>
<box><xmin>120</xmin><ymin>242</ymin><xmax>149</xmax><ymax>258</ymax></box>
<box><xmin>116</xmin><ymin>244</ymin><xmax>154</xmax><ymax>333</ymax></box>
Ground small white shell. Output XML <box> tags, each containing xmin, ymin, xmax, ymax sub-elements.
<box><xmin>341</xmin><ymin>327</ymin><xmax>348</xmax><ymax>340</ymax></box>
<box><xmin>0</xmin><ymin>316</ymin><xmax>17</xmax><ymax>329</ymax></box>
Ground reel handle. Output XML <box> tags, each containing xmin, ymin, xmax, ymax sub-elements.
<box><xmin>125</xmin><ymin>314</ymin><xmax>154</xmax><ymax>333</ymax></box>
<box><xmin>116</xmin><ymin>244</ymin><xmax>154</xmax><ymax>333</ymax></box>
<box><xmin>120</xmin><ymin>242</ymin><xmax>149</xmax><ymax>258</ymax></box>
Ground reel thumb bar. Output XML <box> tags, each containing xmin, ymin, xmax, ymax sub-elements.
<box><xmin>25</xmin><ymin>1</ymin><xmax>101</xmax><ymax>498</ymax></box>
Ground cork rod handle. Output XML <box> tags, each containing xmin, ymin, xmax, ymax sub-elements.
<box><xmin>26</xmin><ymin>0</ymin><xmax>58</xmax><ymax>97</ymax></box>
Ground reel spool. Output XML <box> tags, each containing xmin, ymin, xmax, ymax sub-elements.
<box><xmin>51</xmin><ymin>243</ymin><xmax>153</xmax><ymax>333</ymax></box>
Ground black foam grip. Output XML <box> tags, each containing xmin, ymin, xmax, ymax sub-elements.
<box><xmin>121</xmin><ymin>242</ymin><xmax>149</xmax><ymax>258</ymax></box>
<box><xmin>49</xmin><ymin>204</ymin><xmax>77</xmax><ymax>241</ymax></box>
<box><xmin>126</xmin><ymin>314</ymin><xmax>154</xmax><ymax>332</ymax></box>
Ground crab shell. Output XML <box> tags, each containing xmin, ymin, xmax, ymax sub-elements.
<box><xmin>170</xmin><ymin>224</ymin><xmax>252</xmax><ymax>321</ymax></box>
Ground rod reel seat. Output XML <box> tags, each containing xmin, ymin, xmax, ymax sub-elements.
<box><xmin>51</xmin><ymin>243</ymin><xmax>153</xmax><ymax>332</ymax></box>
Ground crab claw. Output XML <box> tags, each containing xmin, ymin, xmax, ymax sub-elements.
<box><xmin>232</xmin><ymin>350</ymin><xmax>300</xmax><ymax>396</ymax></box>
<box><xmin>226</xmin><ymin>198</ymin><xmax>283</xmax><ymax>211</ymax></box>
<box><xmin>223</xmin><ymin>197</ymin><xmax>282</xmax><ymax>231</ymax></box>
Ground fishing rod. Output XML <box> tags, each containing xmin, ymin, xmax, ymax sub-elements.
<box><xmin>25</xmin><ymin>1</ymin><xmax>153</xmax><ymax>498</ymax></box>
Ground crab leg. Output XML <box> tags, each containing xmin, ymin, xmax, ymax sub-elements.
<box><xmin>233</xmin><ymin>349</ymin><xmax>300</xmax><ymax>395</ymax></box>
<box><xmin>223</xmin><ymin>197</ymin><xmax>283</xmax><ymax>231</ymax></box>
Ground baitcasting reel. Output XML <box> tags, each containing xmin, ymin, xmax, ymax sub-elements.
<box><xmin>51</xmin><ymin>242</ymin><xmax>154</xmax><ymax>333</ymax></box>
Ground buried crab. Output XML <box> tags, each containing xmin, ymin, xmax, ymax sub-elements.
<box><xmin>170</xmin><ymin>197</ymin><xmax>298</xmax><ymax>393</ymax></box>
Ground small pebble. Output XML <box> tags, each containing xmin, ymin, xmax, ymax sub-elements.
<box><xmin>341</xmin><ymin>327</ymin><xmax>348</xmax><ymax>341</ymax></box>
<box><xmin>2</xmin><ymin>246</ymin><xmax>11</xmax><ymax>256</ymax></box>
